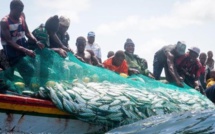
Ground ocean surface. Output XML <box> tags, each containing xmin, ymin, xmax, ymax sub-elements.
<box><xmin>107</xmin><ymin>109</ymin><xmax>215</xmax><ymax>134</ymax></box>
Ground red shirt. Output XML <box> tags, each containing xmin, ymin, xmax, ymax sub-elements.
<box><xmin>103</xmin><ymin>57</ymin><xmax>128</xmax><ymax>75</ymax></box>
<box><xmin>176</xmin><ymin>53</ymin><xmax>202</xmax><ymax>80</ymax></box>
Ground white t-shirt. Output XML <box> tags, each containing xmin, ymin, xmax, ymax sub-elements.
<box><xmin>86</xmin><ymin>42</ymin><xmax>102</xmax><ymax>59</ymax></box>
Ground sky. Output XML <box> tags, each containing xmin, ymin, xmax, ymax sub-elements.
<box><xmin>0</xmin><ymin>0</ymin><xmax>215</xmax><ymax>74</ymax></box>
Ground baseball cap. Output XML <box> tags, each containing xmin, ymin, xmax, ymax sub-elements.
<box><xmin>87</xmin><ymin>31</ymin><xmax>95</xmax><ymax>37</ymax></box>
<box><xmin>59</xmin><ymin>16</ymin><xmax>70</xmax><ymax>27</ymax></box>
<box><xmin>188</xmin><ymin>46</ymin><xmax>200</xmax><ymax>55</ymax></box>
<box><xmin>175</xmin><ymin>41</ymin><xmax>186</xmax><ymax>56</ymax></box>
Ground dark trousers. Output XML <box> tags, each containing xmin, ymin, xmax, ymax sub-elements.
<box><xmin>206</xmin><ymin>84</ymin><xmax>215</xmax><ymax>103</ymax></box>
<box><xmin>153</xmin><ymin>54</ymin><xmax>165</xmax><ymax>80</ymax></box>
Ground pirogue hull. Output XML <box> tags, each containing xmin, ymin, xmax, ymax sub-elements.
<box><xmin>0</xmin><ymin>94</ymin><xmax>103</xmax><ymax>133</ymax></box>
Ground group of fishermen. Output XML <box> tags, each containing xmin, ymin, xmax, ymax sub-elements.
<box><xmin>1</xmin><ymin>0</ymin><xmax>215</xmax><ymax>103</ymax></box>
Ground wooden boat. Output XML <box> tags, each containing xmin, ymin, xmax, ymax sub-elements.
<box><xmin>0</xmin><ymin>93</ymin><xmax>104</xmax><ymax>133</ymax></box>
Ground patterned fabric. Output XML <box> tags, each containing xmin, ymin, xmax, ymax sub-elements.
<box><xmin>103</xmin><ymin>57</ymin><xmax>128</xmax><ymax>75</ymax></box>
<box><xmin>32</xmin><ymin>24</ymin><xmax>50</xmax><ymax>48</ymax></box>
<box><xmin>124</xmin><ymin>52</ymin><xmax>149</xmax><ymax>75</ymax></box>
<box><xmin>176</xmin><ymin>53</ymin><xmax>202</xmax><ymax>80</ymax></box>
<box><xmin>176</xmin><ymin>53</ymin><xmax>202</xmax><ymax>87</ymax></box>
<box><xmin>1</xmin><ymin>14</ymin><xmax>27</xmax><ymax>59</ymax></box>
<box><xmin>57</xmin><ymin>32</ymin><xmax>69</xmax><ymax>47</ymax></box>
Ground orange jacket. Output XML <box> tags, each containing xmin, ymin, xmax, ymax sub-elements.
<box><xmin>103</xmin><ymin>57</ymin><xmax>128</xmax><ymax>75</ymax></box>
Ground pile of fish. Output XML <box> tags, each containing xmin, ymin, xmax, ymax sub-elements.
<box><xmin>38</xmin><ymin>79</ymin><xmax>215</xmax><ymax>127</ymax></box>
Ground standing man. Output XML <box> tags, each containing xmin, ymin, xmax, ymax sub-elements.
<box><xmin>206</xmin><ymin>51</ymin><xmax>214</xmax><ymax>70</ymax></box>
<box><xmin>153</xmin><ymin>41</ymin><xmax>186</xmax><ymax>87</ymax></box>
<box><xmin>1</xmin><ymin>0</ymin><xmax>44</xmax><ymax>88</ymax></box>
<box><xmin>86</xmin><ymin>31</ymin><xmax>102</xmax><ymax>63</ymax></box>
<box><xmin>199</xmin><ymin>52</ymin><xmax>207</xmax><ymax>90</ymax></box>
<box><xmin>176</xmin><ymin>47</ymin><xmax>202</xmax><ymax>90</ymax></box>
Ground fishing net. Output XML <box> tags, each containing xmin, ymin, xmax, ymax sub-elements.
<box><xmin>0</xmin><ymin>48</ymin><xmax>214</xmax><ymax>128</ymax></box>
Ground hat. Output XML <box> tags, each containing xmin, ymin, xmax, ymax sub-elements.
<box><xmin>175</xmin><ymin>41</ymin><xmax>186</xmax><ymax>56</ymax></box>
<box><xmin>59</xmin><ymin>16</ymin><xmax>70</xmax><ymax>27</ymax></box>
<box><xmin>124</xmin><ymin>38</ymin><xmax>134</xmax><ymax>48</ymax></box>
<box><xmin>125</xmin><ymin>38</ymin><xmax>134</xmax><ymax>44</ymax></box>
<box><xmin>87</xmin><ymin>31</ymin><xmax>95</xmax><ymax>37</ymax></box>
<box><xmin>188</xmin><ymin>46</ymin><xmax>200</xmax><ymax>55</ymax></box>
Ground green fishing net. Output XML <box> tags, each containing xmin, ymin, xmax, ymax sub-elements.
<box><xmin>0</xmin><ymin>48</ymin><xmax>214</xmax><ymax>128</ymax></box>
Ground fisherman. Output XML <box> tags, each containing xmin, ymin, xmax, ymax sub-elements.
<box><xmin>206</xmin><ymin>69</ymin><xmax>215</xmax><ymax>88</ymax></box>
<box><xmin>103</xmin><ymin>50</ymin><xmax>128</xmax><ymax>75</ymax></box>
<box><xmin>201</xmin><ymin>69</ymin><xmax>215</xmax><ymax>102</ymax></box>
<box><xmin>32</xmin><ymin>15</ymin><xmax>68</xmax><ymax>58</ymax></box>
<box><xmin>86</xmin><ymin>31</ymin><xmax>102</xmax><ymax>63</ymax></box>
<box><xmin>153</xmin><ymin>41</ymin><xmax>186</xmax><ymax>87</ymax></box>
<box><xmin>206</xmin><ymin>51</ymin><xmax>214</xmax><ymax>70</ymax></box>
<box><xmin>107</xmin><ymin>51</ymin><xmax>115</xmax><ymax>58</ymax></box>
<box><xmin>176</xmin><ymin>47</ymin><xmax>202</xmax><ymax>90</ymax></box>
<box><xmin>1</xmin><ymin>0</ymin><xmax>44</xmax><ymax>89</ymax></box>
<box><xmin>205</xmin><ymin>84</ymin><xmax>215</xmax><ymax>103</ymax></box>
<box><xmin>199</xmin><ymin>52</ymin><xmax>207</xmax><ymax>90</ymax></box>
<box><xmin>124</xmin><ymin>38</ymin><xmax>154</xmax><ymax>78</ymax></box>
<box><xmin>49</xmin><ymin>16</ymin><xmax>72</xmax><ymax>51</ymax></box>
<box><xmin>75</xmin><ymin>36</ymin><xmax>102</xmax><ymax>67</ymax></box>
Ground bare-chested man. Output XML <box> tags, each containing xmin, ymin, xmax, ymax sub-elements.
<box><xmin>75</xmin><ymin>36</ymin><xmax>102</xmax><ymax>67</ymax></box>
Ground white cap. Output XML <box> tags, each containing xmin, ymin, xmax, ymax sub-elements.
<box><xmin>88</xmin><ymin>31</ymin><xmax>95</xmax><ymax>37</ymax></box>
<box><xmin>188</xmin><ymin>47</ymin><xmax>200</xmax><ymax>55</ymax></box>
<box><xmin>59</xmin><ymin>16</ymin><xmax>70</xmax><ymax>27</ymax></box>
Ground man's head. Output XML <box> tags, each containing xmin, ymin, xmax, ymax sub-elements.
<box><xmin>10</xmin><ymin>0</ymin><xmax>24</xmax><ymax>20</ymax></box>
<box><xmin>188</xmin><ymin>46</ymin><xmax>200</xmax><ymax>60</ymax></box>
<box><xmin>112</xmin><ymin>50</ymin><xmax>125</xmax><ymax>67</ymax></box>
<box><xmin>76</xmin><ymin>36</ymin><xmax>86</xmax><ymax>53</ymax></box>
<box><xmin>124</xmin><ymin>38</ymin><xmax>135</xmax><ymax>54</ymax></box>
<box><xmin>87</xmin><ymin>31</ymin><xmax>95</xmax><ymax>44</ymax></box>
<box><xmin>175</xmin><ymin>41</ymin><xmax>186</xmax><ymax>56</ymax></box>
<box><xmin>199</xmin><ymin>52</ymin><xmax>207</xmax><ymax>65</ymax></box>
<box><xmin>207</xmin><ymin>51</ymin><xmax>213</xmax><ymax>59</ymax></box>
<box><xmin>210</xmin><ymin>69</ymin><xmax>215</xmax><ymax>79</ymax></box>
<box><xmin>107</xmin><ymin>51</ymin><xmax>114</xmax><ymax>58</ymax></box>
<box><xmin>45</xmin><ymin>15</ymin><xmax>59</xmax><ymax>35</ymax></box>
<box><xmin>58</xmin><ymin>16</ymin><xmax>70</xmax><ymax>34</ymax></box>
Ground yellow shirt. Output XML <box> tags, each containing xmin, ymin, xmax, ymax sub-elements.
<box><xmin>206</xmin><ymin>78</ymin><xmax>215</xmax><ymax>88</ymax></box>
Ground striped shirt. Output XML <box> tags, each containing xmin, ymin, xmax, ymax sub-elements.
<box><xmin>1</xmin><ymin>14</ymin><xmax>27</xmax><ymax>59</ymax></box>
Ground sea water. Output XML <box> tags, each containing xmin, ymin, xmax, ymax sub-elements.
<box><xmin>107</xmin><ymin>109</ymin><xmax>215</xmax><ymax>134</ymax></box>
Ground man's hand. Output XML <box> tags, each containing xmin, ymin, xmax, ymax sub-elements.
<box><xmin>68</xmin><ymin>47</ymin><xmax>74</xmax><ymax>54</ymax></box>
<box><xmin>25</xmin><ymin>49</ymin><xmax>36</xmax><ymax>58</ymax></box>
<box><xmin>195</xmin><ymin>86</ymin><xmax>200</xmax><ymax>91</ymax></box>
<box><xmin>176</xmin><ymin>80</ymin><xmax>184</xmax><ymax>87</ymax></box>
<box><xmin>129</xmin><ymin>68</ymin><xmax>140</xmax><ymax>74</ymax></box>
<box><xmin>58</xmin><ymin>48</ymin><xmax>67</xmax><ymax>58</ymax></box>
<box><xmin>36</xmin><ymin>41</ymin><xmax>45</xmax><ymax>49</ymax></box>
<box><xmin>75</xmin><ymin>55</ymin><xmax>85</xmax><ymax>62</ymax></box>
